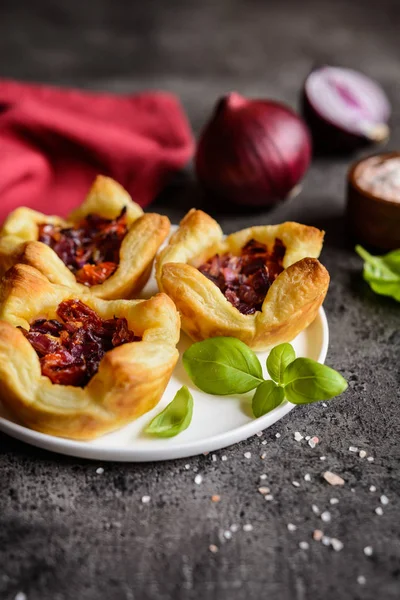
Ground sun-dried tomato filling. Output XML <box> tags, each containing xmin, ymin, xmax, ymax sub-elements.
<box><xmin>38</xmin><ymin>208</ymin><xmax>128</xmax><ymax>286</ymax></box>
<box><xmin>19</xmin><ymin>299</ymin><xmax>141</xmax><ymax>387</ymax></box>
<box><xmin>198</xmin><ymin>238</ymin><xmax>286</xmax><ymax>315</ymax></box>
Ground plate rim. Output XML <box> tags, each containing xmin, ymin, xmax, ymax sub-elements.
<box><xmin>0</xmin><ymin>308</ymin><xmax>329</xmax><ymax>462</ymax></box>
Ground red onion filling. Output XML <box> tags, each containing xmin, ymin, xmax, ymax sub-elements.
<box><xmin>198</xmin><ymin>238</ymin><xmax>285</xmax><ymax>314</ymax></box>
<box><xmin>19</xmin><ymin>299</ymin><xmax>141</xmax><ymax>387</ymax></box>
<box><xmin>38</xmin><ymin>208</ymin><xmax>128</xmax><ymax>286</ymax></box>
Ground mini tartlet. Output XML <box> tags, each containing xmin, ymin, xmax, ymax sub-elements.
<box><xmin>0</xmin><ymin>176</ymin><xmax>170</xmax><ymax>299</ymax></box>
<box><xmin>0</xmin><ymin>264</ymin><xmax>180</xmax><ymax>440</ymax></box>
<box><xmin>156</xmin><ymin>209</ymin><xmax>329</xmax><ymax>350</ymax></box>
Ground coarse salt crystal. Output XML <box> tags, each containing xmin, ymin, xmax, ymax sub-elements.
<box><xmin>185</xmin><ymin>464</ymin><xmax>190</xmax><ymax>470</ymax></box>
<box><xmin>96</xmin><ymin>467</ymin><xmax>104</xmax><ymax>475</ymax></box>
<box><xmin>299</xmin><ymin>541</ymin><xmax>309</xmax><ymax>550</ymax></box>
<box><xmin>380</xmin><ymin>494</ymin><xmax>389</xmax><ymax>505</ymax></box>
<box><xmin>375</xmin><ymin>507</ymin><xmax>383</xmax><ymax>516</ymax></box>
<box><xmin>292</xmin><ymin>481</ymin><xmax>300</xmax><ymax>488</ymax></box>
<box><xmin>322</xmin><ymin>402</ymin><xmax>327</xmax><ymax>407</ymax></box>
<box><xmin>243</xmin><ymin>524</ymin><xmax>253</xmax><ymax>532</ymax></box>
<box><xmin>230</xmin><ymin>524</ymin><xmax>239</xmax><ymax>533</ymax></box>
<box><xmin>212</xmin><ymin>454</ymin><xmax>217</xmax><ymax>462</ymax></box>
<box><xmin>209</xmin><ymin>544</ymin><xmax>218</xmax><ymax>553</ymax></box>
<box><xmin>287</xmin><ymin>523</ymin><xmax>297</xmax><ymax>532</ymax></box>
<box><xmin>15</xmin><ymin>594</ymin><xmax>27</xmax><ymax>600</ymax></box>
<box><xmin>359</xmin><ymin>450</ymin><xmax>367</xmax><ymax>458</ymax></box>
<box><xmin>221</xmin><ymin>455</ymin><xmax>228</xmax><ymax>462</ymax></box>
<box><xmin>305</xmin><ymin>436</ymin><xmax>311</xmax><ymax>441</ymax></box>
<box><xmin>194</xmin><ymin>475</ymin><xmax>203</xmax><ymax>485</ymax></box>
<box><xmin>275</xmin><ymin>433</ymin><xmax>281</xmax><ymax>438</ymax></box>
<box><xmin>330</xmin><ymin>498</ymin><xmax>339</xmax><ymax>505</ymax></box>
<box><xmin>313</xmin><ymin>529</ymin><xmax>323</xmax><ymax>541</ymax></box>
<box><xmin>312</xmin><ymin>504</ymin><xmax>320</xmax><ymax>515</ymax></box>
<box><xmin>349</xmin><ymin>446</ymin><xmax>358</xmax><ymax>453</ymax></box>
<box><xmin>321</xmin><ymin>511</ymin><xmax>331</xmax><ymax>523</ymax></box>
<box><xmin>261</xmin><ymin>440</ymin><xmax>268</xmax><ymax>445</ymax></box>
<box><xmin>258</xmin><ymin>487</ymin><xmax>270</xmax><ymax>495</ymax></box>
<box><xmin>323</xmin><ymin>471</ymin><xmax>345</xmax><ymax>486</ymax></box>
<box><xmin>369</xmin><ymin>485</ymin><xmax>376</xmax><ymax>492</ymax></box>
<box><xmin>321</xmin><ymin>536</ymin><xmax>331</xmax><ymax>546</ymax></box>
<box><xmin>141</xmin><ymin>495</ymin><xmax>151</xmax><ymax>504</ymax></box>
<box><xmin>351</xmin><ymin>488</ymin><xmax>356</xmax><ymax>493</ymax></box>
<box><xmin>244</xmin><ymin>452</ymin><xmax>252</xmax><ymax>459</ymax></box>
<box><xmin>320</xmin><ymin>456</ymin><xmax>326</xmax><ymax>461</ymax></box>
<box><xmin>294</xmin><ymin>431</ymin><xmax>304</xmax><ymax>442</ymax></box>
<box><xmin>265</xmin><ymin>494</ymin><xmax>274</xmax><ymax>501</ymax></box>
<box><xmin>211</xmin><ymin>495</ymin><xmax>221</xmax><ymax>503</ymax></box>
<box><xmin>331</xmin><ymin>538</ymin><xmax>344</xmax><ymax>552</ymax></box>
<box><xmin>357</xmin><ymin>575</ymin><xmax>366</xmax><ymax>585</ymax></box>
<box><xmin>223</xmin><ymin>530</ymin><xmax>232</xmax><ymax>539</ymax></box>
<box><xmin>364</xmin><ymin>546</ymin><xmax>373</xmax><ymax>556</ymax></box>
<box><xmin>308</xmin><ymin>436</ymin><xmax>319</xmax><ymax>448</ymax></box>
<box><xmin>260</xmin><ymin>474</ymin><xmax>267</xmax><ymax>480</ymax></box>
<box><xmin>367</xmin><ymin>456</ymin><xmax>374</xmax><ymax>462</ymax></box>
<box><xmin>304</xmin><ymin>473</ymin><xmax>311</xmax><ymax>482</ymax></box>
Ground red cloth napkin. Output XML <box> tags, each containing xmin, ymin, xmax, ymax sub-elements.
<box><xmin>0</xmin><ymin>80</ymin><xmax>194</xmax><ymax>222</ymax></box>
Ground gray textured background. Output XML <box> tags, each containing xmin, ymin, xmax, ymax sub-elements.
<box><xmin>1</xmin><ymin>1</ymin><xmax>399</xmax><ymax>599</ymax></box>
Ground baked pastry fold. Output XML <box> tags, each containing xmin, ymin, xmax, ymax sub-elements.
<box><xmin>0</xmin><ymin>264</ymin><xmax>180</xmax><ymax>440</ymax></box>
<box><xmin>0</xmin><ymin>176</ymin><xmax>170</xmax><ymax>299</ymax></box>
<box><xmin>156</xmin><ymin>209</ymin><xmax>329</xmax><ymax>350</ymax></box>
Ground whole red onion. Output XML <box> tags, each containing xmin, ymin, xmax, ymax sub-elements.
<box><xmin>195</xmin><ymin>92</ymin><xmax>312</xmax><ymax>207</ymax></box>
<box><xmin>302</xmin><ymin>66</ymin><xmax>391</xmax><ymax>154</ymax></box>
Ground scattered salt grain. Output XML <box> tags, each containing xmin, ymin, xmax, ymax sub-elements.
<box><xmin>211</xmin><ymin>495</ymin><xmax>221</xmax><ymax>503</ymax></box>
<box><xmin>320</xmin><ymin>456</ymin><xmax>326</xmax><ymax>461</ymax></box>
<box><xmin>321</xmin><ymin>536</ymin><xmax>331</xmax><ymax>546</ymax></box>
<box><xmin>184</xmin><ymin>464</ymin><xmax>190</xmax><ymax>470</ymax></box>
<box><xmin>313</xmin><ymin>529</ymin><xmax>323</xmax><ymax>541</ymax></box>
<box><xmin>287</xmin><ymin>523</ymin><xmax>297</xmax><ymax>532</ymax></box>
<box><xmin>312</xmin><ymin>504</ymin><xmax>320</xmax><ymax>516</ymax></box>
<box><xmin>15</xmin><ymin>594</ymin><xmax>27</xmax><ymax>600</ymax></box>
<box><xmin>369</xmin><ymin>485</ymin><xmax>376</xmax><ymax>493</ymax></box>
<box><xmin>294</xmin><ymin>431</ymin><xmax>304</xmax><ymax>442</ymax></box>
<box><xmin>330</xmin><ymin>498</ymin><xmax>339</xmax><ymax>505</ymax></box>
<box><xmin>357</xmin><ymin>575</ymin><xmax>366</xmax><ymax>585</ymax></box>
<box><xmin>141</xmin><ymin>495</ymin><xmax>151</xmax><ymax>504</ymax></box>
<box><xmin>221</xmin><ymin>455</ymin><xmax>228</xmax><ymax>462</ymax></box>
<box><xmin>359</xmin><ymin>450</ymin><xmax>367</xmax><ymax>458</ymax></box>
<box><xmin>292</xmin><ymin>481</ymin><xmax>300</xmax><ymax>488</ymax></box>
<box><xmin>321</xmin><ymin>511</ymin><xmax>331</xmax><ymax>523</ymax></box>
<box><xmin>244</xmin><ymin>452</ymin><xmax>252</xmax><ymax>459</ymax></box>
<box><xmin>194</xmin><ymin>475</ymin><xmax>203</xmax><ymax>485</ymax></box>
<box><xmin>212</xmin><ymin>454</ymin><xmax>217</xmax><ymax>462</ymax></box>
<box><xmin>299</xmin><ymin>541</ymin><xmax>309</xmax><ymax>550</ymax></box>
<box><xmin>223</xmin><ymin>530</ymin><xmax>232</xmax><ymax>540</ymax></box>
<box><xmin>243</xmin><ymin>524</ymin><xmax>253</xmax><ymax>532</ymax></box>
<box><xmin>375</xmin><ymin>507</ymin><xmax>383</xmax><ymax>516</ymax></box>
<box><xmin>364</xmin><ymin>546</ymin><xmax>373</xmax><ymax>556</ymax></box>
<box><xmin>322</xmin><ymin>402</ymin><xmax>327</xmax><ymax>407</ymax></box>
<box><xmin>367</xmin><ymin>456</ymin><xmax>374</xmax><ymax>462</ymax></box>
<box><xmin>305</xmin><ymin>436</ymin><xmax>311</xmax><ymax>441</ymax></box>
<box><xmin>349</xmin><ymin>446</ymin><xmax>358</xmax><ymax>453</ymax></box>
<box><xmin>323</xmin><ymin>471</ymin><xmax>345</xmax><ymax>486</ymax></box>
<box><xmin>209</xmin><ymin>544</ymin><xmax>218</xmax><ymax>553</ymax></box>
<box><xmin>275</xmin><ymin>433</ymin><xmax>281</xmax><ymax>439</ymax></box>
<box><xmin>351</xmin><ymin>488</ymin><xmax>356</xmax><ymax>493</ymax></box>
<box><xmin>308</xmin><ymin>436</ymin><xmax>319</xmax><ymax>448</ymax></box>
<box><xmin>230</xmin><ymin>524</ymin><xmax>239</xmax><ymax>533</ymax></box>
<box><xmin>330</xmin><ymin>538</ymin><xmax>344</xmax><ymax>552</ymax></box>
<box><xmin>304</xmin><ymin>473</ymin><xmax>311</xmax><ymax>482</ymax></box>
<box><xmin>265</xmin><ymin>494</ymin><xmax>274</xmax><ymax>501</ymax></box>
<box><xmin>258</xmin><ymin>487</ymin><xmax>270</xmax><ymax>495</ymax></box>
<box><xmin>380</xmin><ymin>494</ymin><xmax>389</xmax><ymax>505</ymax></box>
<box><xmin>261</xmin><ymin>440</ymin><xmax>268</xmax><ymax>445</ymax></box>
<box><xmin>96</xmin><ymin>467</ymin><xmax>104</xmax><ymax>475</ymax></box>
<box><xmin>260</xmin><ymin>474</ymin><xmax>267</xmax><ymax>480</ymax></box>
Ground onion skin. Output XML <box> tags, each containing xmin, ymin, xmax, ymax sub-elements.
<box><xmin>195</xmin><ymin>93</ymin><xmax>312</xmax><ymax>207</ymax></box>
<box><xmin>301</xmin><ymin>66</ymin><xmax>391</xmax><ymax>155</ymax></box>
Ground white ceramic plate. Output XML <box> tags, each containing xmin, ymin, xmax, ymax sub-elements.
<box><xmin>0</xmin><ymin>228</ymin><xmax>329</xmax><ymax>462</ymax></box>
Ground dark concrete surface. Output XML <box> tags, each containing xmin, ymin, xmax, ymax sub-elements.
<box><xmin>0</xmin><ymin>1</ymin><xmax>399</xmax><ymax>599</ymax></box>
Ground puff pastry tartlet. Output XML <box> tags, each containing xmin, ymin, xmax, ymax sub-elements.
<box><xmin>0</xmin><ymin>264</ymin><xmax>180</xmax><ymax>440</ymax></box>
<box><xmin>156</xmin><ymin>209</ymin><xmax>329</xmax><ymax>350</ymax></box>
<box><xmin>0</xmin><ymin>176</ymin><xmax>170</xmax><ymax>299</ymax></box>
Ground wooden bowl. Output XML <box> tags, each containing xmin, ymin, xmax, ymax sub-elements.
<box><xmin>347</xmin><ymin>152</ymin><xmax>400</xmax><ymax>250</ymax></box>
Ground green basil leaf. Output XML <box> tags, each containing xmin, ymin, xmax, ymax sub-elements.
<box><xmin>183</xmin><ymin>337</ymin><xmax>263</xmax><ymax>395</ymax></box>
<box><xmin>145</xmin><ymin>386</ymin><xmax>193</xmax><ymax>437</ymax></box>
<box><xmin>266</xmin><ymin>343</ymin><xmax>296</xmax><ymax>384</ymax></box>
<box><xmin>252</xmin><ymin>380</ymin><xmax>285</xmax><ymax>418</ymax></box>
<box><xmin>356</xmin><ymin>245</ymin><xmax>400</xmax><ymax>302</ymax></box>
<box><xmin>283</xmin><ymin>358</ymin><xmax>348</xmax><ymax>404</ymax></box>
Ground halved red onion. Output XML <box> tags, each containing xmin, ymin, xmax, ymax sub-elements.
<box><xmin>302</xmin><ymin>66</ymin><xmax>391</xmax><ymax>153</ymax></box>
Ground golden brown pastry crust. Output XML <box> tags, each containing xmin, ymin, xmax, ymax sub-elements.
<box><xmin>0</xmin><ymin>264</ymin><xmax>180</xmax><ymax>440</ymax></box>
<box><xmin>156</xmin><ymin>209</ymin><xmax>329</xmax><ymax>350</ymax></box>
<box><xmin>0</xmin><ymin>176</ymin><xmax>170</xmax><ymax>299</ymax></box>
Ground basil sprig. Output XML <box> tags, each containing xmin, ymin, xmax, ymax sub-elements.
<box><xmin>356</xmin><ymin>245</ymin><xmax>400</xmax><ymax>302</ymax></box>
<box><xmin>183</xmin><ymin>338</ymin><xmax>347</xmax><ymax>418</ymax></box>
<box><xmin>145</xmin><ymin>385</ymin><xmax>193</xmax><ymax>437</ymax></box>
